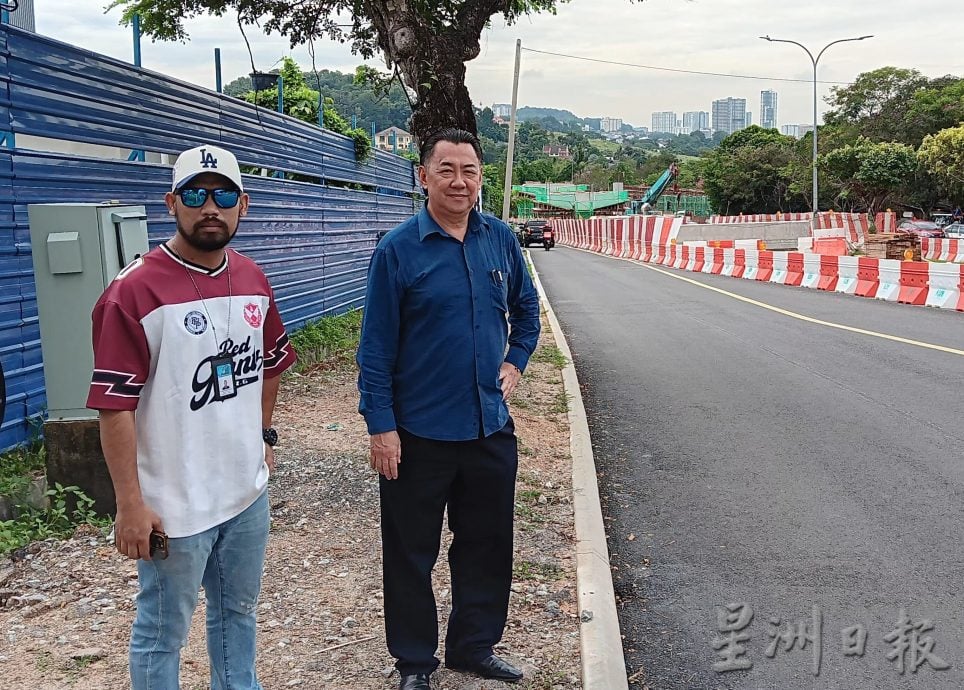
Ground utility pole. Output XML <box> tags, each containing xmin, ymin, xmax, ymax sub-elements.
<box><xmin>502</xmin><ymin>39</ymin><xmax>522</xmax><ymax>222</ymax></box>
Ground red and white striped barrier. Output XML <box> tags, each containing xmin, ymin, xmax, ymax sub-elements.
<box><xmin>813</xmin><ymin>212</ymin><xmax>868</xmax><ymax>244</ymax></box>
<box><xmin>707</xmin><ymin>212</ymin><xmax>869</xmax><ymax>245</ymax></box>
<box><xmin>921</xmin><ymin>238</ymin><xmax>964</xmax><ymax>263</ymax></box>
<box><xmin>874</xmin><ymin>212</ymin><xmax>897</xmax><ymax>234</ymax></box>
<box><xmin>551</xmin><ymin>215</ymin><xmax>964</xmax><ymax>312</ymax></box>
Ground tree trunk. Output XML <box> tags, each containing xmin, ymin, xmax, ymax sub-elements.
<box><xmin>366</xmin><ymin>1</ymin><xmax>498</xmax><ymax>144</ymax></box>
<box><xmin>407</xmin><ymin>49</ymin><xmax>477</xmax><ymax>144</ymax></box>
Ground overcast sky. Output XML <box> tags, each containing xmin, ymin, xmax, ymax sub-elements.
<box><xmin>36</xmin><ymin>0</ymin><xmax>963</xmax><ymax>129</ymax></box>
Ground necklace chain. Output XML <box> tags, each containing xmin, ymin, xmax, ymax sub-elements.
<box><xmin>170</xmin><ymin>245</ymin><xmax>232</xmax><ymax>348</ymax></box>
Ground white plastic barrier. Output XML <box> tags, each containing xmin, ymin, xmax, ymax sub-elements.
<box><xmin>798</xmin><ymin>237</ymin><xmax>814</xmax><ymax>253</ymax></box>
<box><xmin>600</xmin><ymin>218</ymin><xmax>612</xmax><ymax>256</ymax></box>
<box><xmin>875</xmin><ymin>260</ymin><xmax>901</xmax><ymax>301</ymax></box>
<box><xmin>702</xmin><ymin>249</ymin><xmax>717</xmax><ymax>274</ymax></box>
<box><xmin>835</xmin><ymin>256</ymin><xmax>859</xmax><ymax>295</ymax></box>
<box><xmin>801</xmin><ymin>254</ymin><xmax>821</xmax><ymax>289</ymax></box>
<box><xmin>771</xmin><ymin>252</ymin><xmax>789</xmax><ymax>285</ymax></box>
<box><xmin>742</xmin><ymin>250</ymin><xmax>760</xmax><ymax>280</ymax></box>
<box><xmin>925</xmin><ymin>263</ymin><xmax>962</xmax><ymax>310</ymax></box>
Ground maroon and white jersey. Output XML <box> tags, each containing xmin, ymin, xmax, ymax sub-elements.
<box><xmin>87</xmin><ymin>244</ymin><xmax>297</xmax><ymax>537</ymax></box>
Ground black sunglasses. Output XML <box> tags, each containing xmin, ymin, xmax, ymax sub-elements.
<box><xmin>177</xmin><ymin>187</ymin><xmax>241</xmax><ymax>209</ymax></box>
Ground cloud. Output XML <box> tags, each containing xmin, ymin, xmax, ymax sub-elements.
<box><xmin>33</xmin><ymin>0</ymin><xmax>964</xmax><ymax>127</ymax></box>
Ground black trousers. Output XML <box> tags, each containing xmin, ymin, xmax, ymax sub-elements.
<box><xmin>380</xmin><ymin>419</ymin><xmax>518</xmax><ymax>676</ymax></box>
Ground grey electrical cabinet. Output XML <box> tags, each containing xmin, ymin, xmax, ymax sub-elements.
<box><xmin>27</xmin><ymin>203</ymin><xmax>149</xmax><ymax>421</ymax></box>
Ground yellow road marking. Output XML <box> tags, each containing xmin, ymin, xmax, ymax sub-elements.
<box><xmin>640</xmin><ymin>262</ymin><xmax>964</xmax><ymax>357</ymax></box>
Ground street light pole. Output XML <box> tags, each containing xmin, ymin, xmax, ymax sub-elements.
<box><xmin>502</xmin><ymin>39</ymin><xmax>522</xmax><ymax>222</ymax></box>
<box><xmin>759</xmin><ymin>35</ymin><xmax>872</xmax><ymax>221</ymax></box>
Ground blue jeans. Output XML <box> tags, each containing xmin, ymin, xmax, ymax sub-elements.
<box><xmin>129</xmin><ymin>491</ymin><xmax>269</xmax><ymax>690</ymax></box>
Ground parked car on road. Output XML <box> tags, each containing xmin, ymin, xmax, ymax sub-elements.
<box><xmin>942</xmin><ymin>223</ymin><xmax>964</xmax><ymax>239</ymax></box>
<box><xmin>897</xmin><ymin>219</ymin><xmax>944</xmax><ymax>239</ymax></box>
<box><xmin>517</xmin><ymin>219</ymin><xmax>555</xmax><ymax>248</ymax></box>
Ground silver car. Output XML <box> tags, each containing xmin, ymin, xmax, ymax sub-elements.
<box><xmin>943</xmin><ymin>223</ymin><xmax>964</xmax><ymax>239</ymax></box>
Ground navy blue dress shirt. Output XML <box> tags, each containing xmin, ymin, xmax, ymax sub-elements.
<box><xmin>357</xmin><ymin>207</ymin><xmax>541</xmax><ymax>441</ymax></box>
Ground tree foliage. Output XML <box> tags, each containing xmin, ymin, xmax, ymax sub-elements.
<box><xmin>918</xmin><ymin>125</ymin><xmax>964</xmax><ymax>198</ymax></box>
<box><xmin>240</xmin><ymin>57</ymin><xmax>372</xmax><ymax>160</ymax></box>
<box><xmin>702</xmin><ymin>69</ymin><xmax>964</xmax><ymax>214</ymax></box>
<box><xmin>110</xmin><ymin>0</ymin><xmax>573</xmax><ymax>141</ymax></box>
<box><xmin>225</xmin><ymin>65</ymin><xmax>413</xmax><ymax>132</ymax></box>
<box><xmin>824</xmin><ymin>67</ymin><xmax>964</xmax><ymax>148</ymax></box>
<box><xmin>702</xmin><ymin>127</ymin><xmax>805</xmax><ymax>214</ymax></box>
<box><xmin>824</xmin><ymin>67</ymin><xmax>928</xmax><ymax>143</ymax></box>
<box><xmin>820</xmin><ymin>138</ymin><xmax>918</xmax><ymax>214</ymax></box>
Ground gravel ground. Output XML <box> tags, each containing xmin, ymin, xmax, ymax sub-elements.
<box><xmin>0</xmin><ymin>317</ymin><xmax>582</xmax><ymax>690</ymax></box>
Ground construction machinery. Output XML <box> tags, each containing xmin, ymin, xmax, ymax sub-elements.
<box><xmin>631</xmin><ymin>163</ymin><xmax>679</xmax><ymax>215</ymax></box>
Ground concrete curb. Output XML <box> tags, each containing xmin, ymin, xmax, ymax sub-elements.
<box><xmin>527</xmin><ymin>251</ymin><xmax>629</xmax><ymax>690</ymax></box>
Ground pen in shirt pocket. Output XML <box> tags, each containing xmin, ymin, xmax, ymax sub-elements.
<box><xmin>491</xmin><ymin>269</ymin><xmax>503</xmax><ymax>285</ymax></box>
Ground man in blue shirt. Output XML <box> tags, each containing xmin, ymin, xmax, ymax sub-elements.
<box><xmin>357</xmin><ymin>128</ymin><xmax>541</xmax><ymax>690</ymax></box>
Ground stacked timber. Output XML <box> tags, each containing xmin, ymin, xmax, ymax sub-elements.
<box><xmin>862</xmin><ymin>233</ymin><xmax>921</xmax><ymax>261</ymax></box>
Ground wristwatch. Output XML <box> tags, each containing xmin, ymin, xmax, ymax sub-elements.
<box><xmin>262</xmin><ymin>427</ymin><xmax>278</xmax><ymax>447</ymax></box>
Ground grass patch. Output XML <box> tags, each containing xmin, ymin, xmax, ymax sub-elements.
<box><xmin>517</xmin><ymin>488</ymin><xmax>542</xmax><ymax>503</ymax></box>
<box><xmin>288</xmin><ymin>308</ymin><xmax>363</xmax><ymax>373</ymax></box>
<box><xmin>514</xmin><ymin>488</ymin><xmax>547</xmax><ymax>524</ymax></box>
<box><xmin>522</xmin><ymin>668</ymin><xmax>571</xmax><ymax>689</ymax></box>
<box><xmin>530</xmin><ymin>344</ymin><xmax>568</xmax><ymax>369</ymax></box>
<box><xmin>0</xmin><ymin>439</ymin><xmax>45</xmax><ymax>497</ymax></box>
<box><xmin>0</xmin><ymin>423</ymin><xmax>111</xmax><ymax>556</ymax></box>
<box><xmin>511</xmin><ymin>397</ymin><xmax>531</xmax><ymax>411</ymax></box>
<box><xmin>513</xmin><ymin>559</ymin><xmax>563</xmax><ymax>581</ymax></box>
<box><xmin>0</xmin><ymin>482</ymin><xmax>111</xmax><ymax>556</ymax></box>
<box><xmin>549</xmin><ymin>390</ymin><xmax>571</xmax><ymax>414</ymax></box>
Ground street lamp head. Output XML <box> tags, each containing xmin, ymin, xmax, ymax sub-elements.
<box><xmin>759</xmin><ymin>35</ymin><xmax>773</xmax><ymax>41</ymax></box>
<box><xmin>856</xmin><ymin>34</ymin><xmax>874</xmax><ymax>40</ymax></box>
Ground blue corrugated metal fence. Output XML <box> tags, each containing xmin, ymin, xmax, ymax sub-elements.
<box><xmin>0</xmin><ymin>24</ymin><xmax>418</xmax><ymax>450</ymax></box>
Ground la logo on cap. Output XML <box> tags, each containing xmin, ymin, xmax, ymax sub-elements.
<box><xmin>200</xmin><ymin>149</ymin><xmax>218</xmax><ymax>169</ymax></box>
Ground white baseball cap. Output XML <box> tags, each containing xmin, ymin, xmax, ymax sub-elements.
<box><xmin>171</xmin><ymin>144</ymin><xmax>244</xmax><ymax>191</ymax></box>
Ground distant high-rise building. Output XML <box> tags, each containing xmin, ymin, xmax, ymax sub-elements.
<box><xmin>780</xmin><ymin>124</ymin><xmax>800</xmax><ymax>138</ymax></box>
<box><xmin>799</xmin><ymin>124</ymin><xmax>814</xmax><ymax>136</ymax></box>
<box><xmin>682</xmin><ymin>111</ymin><xmax>710</xmax><ymax>134</ymax></box>
<box><xmin>491</xmin><ymin>103</ymin><xmax>511</xmax><ymax>118</ymax></box>
<box><xmin>745</xmin><ymin>111</ymin><xmax>753</xmax><ymax>127</ymax></box>
<box><xmin>5</xmin><ymin>0</ymin><xmax>34</xmax><ymax>31</ymax></box>
<box><xmin>651</xmin><ymin>111</ymin><xmax>677</xmax><ymax>134</ymax></box>
<box><xmin>760</xmin><ymin>90</ymin><xmax>778</xmax><ymax>129</ymax></box>
<box><xmin>600</xmin><ymin>116</ymin><xmax>623</xmax><ymax>133</ymax></box>
<box><xmin>712</xmin><ymin>98</ymin><xmax>747</xmax><ymax>135</ymax></box>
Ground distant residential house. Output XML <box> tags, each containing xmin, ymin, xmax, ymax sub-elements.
<box><xmin>375</xmin><ymin>126</ymin><xmax>415</xmax><ymax>153</ymax></box>
<box><xmin>542</xmin><ymin>144</ymin><xmax>571</xmax><ymax>159</ymax></box>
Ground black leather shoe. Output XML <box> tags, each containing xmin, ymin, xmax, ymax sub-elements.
<box><xmin>399</xmin><ymin>673</ymin><xmax>431</xmax><ymax>690</ymax></box>
<box><xmin>446</xmin><ymin>654</ymin><xmax>524</xmax><ymax>683</ymax></box>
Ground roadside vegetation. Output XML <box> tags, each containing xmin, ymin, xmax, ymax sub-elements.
<box><xmin>699</xmin><ymin>67</ymin><xmax>964</xmax><ymax>216</ymax></box>
<box><xmin>0</xmin><ymin>441</ymin><xmax>110</xmax><ymax>555</ymax></box>
<box><xmin>287</xmin><ymin>308</ymin><xmax>364</xmax><ymax>373</ymax></box>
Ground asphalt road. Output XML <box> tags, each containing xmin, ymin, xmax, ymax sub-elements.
<box><xmin>531</xmin><ymin>247</ymin><xmax>964</xmax><ymax>690</ymax></box>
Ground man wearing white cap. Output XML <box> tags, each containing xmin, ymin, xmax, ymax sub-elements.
<box><xmin>87</xmin><ymin>144</ymin><xmax>297</xmax><ymax>689</ymax></box>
